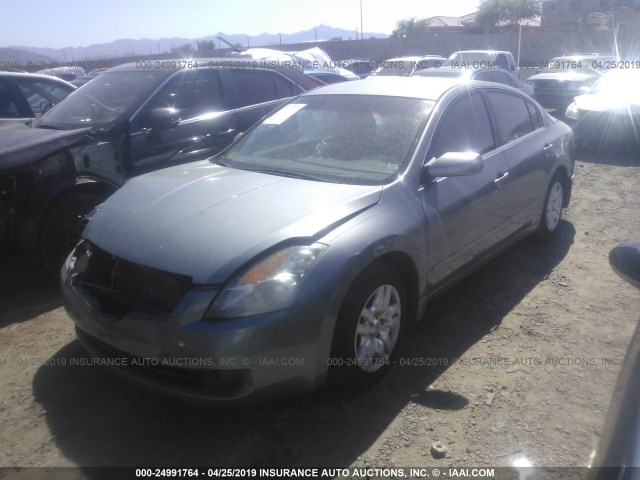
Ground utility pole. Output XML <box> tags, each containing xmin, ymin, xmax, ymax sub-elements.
<box><xmin>360</xmin><ymin>0</ymin><xmax>364</xmax><ymax>40</ymax></box>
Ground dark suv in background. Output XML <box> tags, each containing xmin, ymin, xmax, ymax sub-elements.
<box><xmin>0</xmin><ymin>59</ymin><xmax>320</xmax><ymax>272</ymax></box>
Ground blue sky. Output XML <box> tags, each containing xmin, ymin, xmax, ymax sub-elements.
<box><xmin>4</xmin><ymin>0</ymin><xmax>480</xmax><ymax>48</ymax></box>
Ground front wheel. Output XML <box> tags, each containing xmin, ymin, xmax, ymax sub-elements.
<box><xmin>534</xmin><ymin>173</ymin><xmax>564</xmax><ymax>241</ymax></box>
<box><xmin>329</xmin><ymin>263</ymin><xmax>406</xmax><ymax>389</ymax></box>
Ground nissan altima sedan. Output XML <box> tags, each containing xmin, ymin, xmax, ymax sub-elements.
<box><xmin>62</xmin><ymin>77</ymin><xmax>574</xmax><ymax>405</ymax></box>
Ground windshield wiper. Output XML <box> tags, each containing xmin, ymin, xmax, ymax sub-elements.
<box><xmin>35</xmin><ymin>124</ymin><xmax>67</xmax><ymax>130</ymax></box>
<box><xmin>242</xmin><ymin>166</ymin><xmax>321</xmax><ymax>181</ymax></box>
<box><xmin>213</xmin><ymin>155</ymin><xmax>229</xmax><ymax>167</ymax></box>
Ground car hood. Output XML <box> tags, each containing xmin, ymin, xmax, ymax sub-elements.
<box><xmin>85</xmin><ymin>161</ymin><xmax>383</xmax><ymax>284</ymax></box>
<box><xmin>0</xmin><ymin>123</ymin><xmax>91</xmax><ymax>170</ymax></box>
<box><xmin>528</xmin><ymin>71</ymin><xmax>597</xmax><ymax>83</ymax></box>
<box><xmin>574</xmin><ymin>93</ymin><xmax>640</xmax><ymax>114</ymax></box>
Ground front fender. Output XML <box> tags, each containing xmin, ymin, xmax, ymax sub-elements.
<box><xmin>16</xmin><ymin>176</ymin><xmax>117</xmax><ymax>254</ymax></box>
<box><xmin>307</xmin><ymin>188</ymin><xmax>427</xmax><ymax>380</ymax></box>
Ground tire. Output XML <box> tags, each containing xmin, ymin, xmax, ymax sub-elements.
<box><xmin>534</xmin><ymin>172</ymin><xmax>564</xmax><ymax>241</ymax></box>
<box><xmin>39</xmin><ymin>192</ymin><xmax>104</xmax><ymax>277</ymax></box>
<box><xmin>329</xmin><ymin>262</ymin><xmax>406</xmax><ymax>389</ymax></box>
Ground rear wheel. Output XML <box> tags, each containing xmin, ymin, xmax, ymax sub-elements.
<box><xmin>534</xmin><ymin>173</ymin><xmax>564</xmax><ymax>241</ymax></box>
<box><xmin>329</xmin><ymin>263</ymin><xmax>406</xmax><ymax>389</ymax></box>
<box><xmin>39</xmin><ymin>192</ymin><xmax>104</xmax><ymax>277</ymax></box>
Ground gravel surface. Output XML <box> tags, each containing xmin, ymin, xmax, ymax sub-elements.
<box><xmin>1</xmin><ymin>149</ymin><xmax>639</xmax><ymax>478</ymax></box>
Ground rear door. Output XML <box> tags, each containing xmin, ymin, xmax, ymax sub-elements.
<box><xmin>421</xmin><ymin>90</ymin><xmax>512</xmax><ymax>287</ymax></box>
<box><xmin>484</xmin><ymin>89</ymin><xmax>550</xmax><ymax>231</ymax></box>
<box><xmin>129</xmin><ymin>68</ymin><xmax>239</xmax><ymax>174</ymax></box>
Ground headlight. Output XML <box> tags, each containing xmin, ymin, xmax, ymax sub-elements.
<box><xmin>205</xmin><ymin>243</ymin><xmax>328</xmax><ymax>319</ymax></box>
<box><xmin>565</xmin><ymin>102</ymin><xmax>579</xmax><ymax>120</ymax></box>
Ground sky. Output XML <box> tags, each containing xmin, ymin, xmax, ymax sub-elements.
<box><xmin>3</xmin><ymin>0</ymin><xmax>481</xmax><ymax>49</ymax></box>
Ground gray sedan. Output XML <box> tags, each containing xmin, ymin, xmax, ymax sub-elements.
<box><xmin>62</xmin><ymin>77</ymin><xmax>574</xmax><ymax>405</ymax></box>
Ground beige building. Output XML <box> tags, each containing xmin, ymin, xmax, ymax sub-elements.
<box><xmin>542</xmin><ymin>0</ymin><xmax>640</xmax><ymax>30</ymax></box>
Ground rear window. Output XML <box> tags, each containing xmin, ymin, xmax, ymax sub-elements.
<box><xmin>227</xmin><ymin>70</ymin><xmax>282</xmax><ymax>108</ymax></box>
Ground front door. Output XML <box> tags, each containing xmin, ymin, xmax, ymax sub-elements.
<box><xmin>420</xmin><ymin>91</ymin><xmax>512</xmax><ymax>287</ymax></box>
<box><xmin>129</xmin><ymin>69</ymin><xmax>239</xmax><ymax>175</ymax></box>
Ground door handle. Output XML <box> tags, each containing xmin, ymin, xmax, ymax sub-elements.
<box><xmin>494</xmin><ymin>171</ymin><xmax>509</xmax><ymax>188</ymax></box>
<box><xmin>543</xmin><ymin>143</ymin><xmax>553</xmax><ymax>151</ymax></box>
<box><xmin>495</xmin><ymin>171</ymin><xmax>509</xmax><ymax>181</ymax></box>
<box><xmin>216</xmin><ymin>128</ymin><xmax>237</xmax><ymax>136</ymax></box>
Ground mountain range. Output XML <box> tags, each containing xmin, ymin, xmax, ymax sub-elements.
<box><xmin>3</xmin><ymin>25</ymin><xmax>387</xmax><ymax>62</ymax></box>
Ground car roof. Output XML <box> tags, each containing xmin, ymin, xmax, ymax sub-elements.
<box><xmin>382</xmin><ymin>55</ymin><xmax>444</xmax><ymax>62</ymax></box>
<box><xmin>561</xmin><ymin>52</ymin><xmax>615</xmax><ymax>57</ymax></box>
<box><xmin>109</xmin><ymin>58</ymin><xmax>310</xmax><ymax>73</ymax></box>
<box><xmin>422</xmin><ymin>66</ymin><xmax>515</xmax><ymax>75</ymax></box>
<box><xmin>553</xmin><ymin>54</ymin><xmax>615</xmax><ymax>61</ymax></box>
<box><xmin>304</xmin><ymin>70</ymin><xmax>343</xmax><ymax>76</ymax></box>
<box><xmin>0</xmin><ymin>71</ymin><xmax>75</xmax><ymax>85</ymax></box>
<box><xmin>451</xmin><ymin>50</ymin><xmax>510</xmax><ymax>54</ymax></box>
<box><xmin>303</xmin><ymin>76</ymin><xmax>491</xmax><ymax>101</ymax></box>
<box><xmin>106</xmin><ymin>57</ymin><xmax>320</xmax><ymax>92</ymax></box>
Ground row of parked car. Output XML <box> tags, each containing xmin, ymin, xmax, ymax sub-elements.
<box><xmin>0</xmin><ymin>44</ymin><xmax>633</xmax><ymax>405</ymax></box>
<box><xmin>368</xmin><ymin>50</ymin><xmax>639</xmax><ymax>153</ymax></box>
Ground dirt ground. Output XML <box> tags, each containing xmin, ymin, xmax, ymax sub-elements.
<box><xmin>1</xmin><ymin>148</ymin><xmax>639</xmax><ymax>477</ymax></box>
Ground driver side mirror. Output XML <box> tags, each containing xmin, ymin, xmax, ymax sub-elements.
<box><xmin>423</xmin><ymin>151</ymin><xmax>483</xmax><ymax>180</ymax></box>
<box><xmin>148</xmin><ymin>108</ymin><xmax>181</xmax><ymax>131</ymax></box>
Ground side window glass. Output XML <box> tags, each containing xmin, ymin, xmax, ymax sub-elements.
<box><xmin>272</xmin><ymin>73</ymin><xmax>299</xmax><ymax>98</ymax></box>
<box><xmin>488</xmin><ymin>91</ymin><xmax>535</xmax><ymax>144</ymax></box>
<box><xmin>35</xmin><ymin>81</ymin><xmax>71</xmax><ymax>102</ymax></box>
<box><xmin>495</xmin><ymin>54</ymin><xmax>509</xmax><ymax>70</ymax></box>
<box><xmin>228</xmin><ymin>70</ymin><xmax>279</xmax><ymax>108</ymax></box>
<box><xmin>526</xmin><ymin>101</ymin><xmax>541</xmax><ymax>130</ymax></box>
<box><xmin>17</xmin><ymin>80</ymin><xmax>69</xmax><ymax>116</ymax></box>
<box><xmin>429</xmin><ymin>92</ymin><xmax>495</xmax><ymax>160</ymax></box>
<box><xmin>138</xmin><ymin>70</ymin><xmax>224</xmax><ymax>126</ymax></box>
<box><xmin>0</xmin><ymin>80</ymin><xmax>20</xmax><ymax>118</ymax></box>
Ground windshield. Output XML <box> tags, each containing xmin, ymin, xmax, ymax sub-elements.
<box><xmin>219</xmin><ymin>95</ymin><xmax>434</xmax><ymax>185</ymax></box>
<box><xmin>33</xmin><ymin>71</ymin><xmax>170</xmax><ymax>129</ymax></box>
<box><xmin>540</xmin><ymin>58</ymin><xmax>601</xmax><ymax>74</ymax></box>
